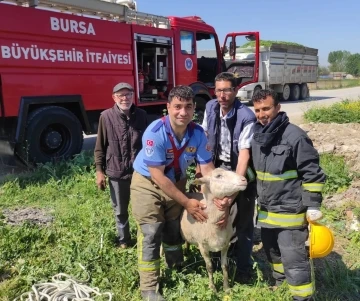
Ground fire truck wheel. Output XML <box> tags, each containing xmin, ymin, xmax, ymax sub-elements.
<box><xmin>20</xmin><ymin>106</ymin><xmax>83</xmax><ymax>164</ymax></box>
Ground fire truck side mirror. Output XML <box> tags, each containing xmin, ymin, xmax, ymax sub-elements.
<box><xmin>221</xmin><ymin>46</ymin><xmax>228</xmax><ymax>56</ymax></box>
<box><xmin>245</xmin><ymin>34</ymin><xmax>256</xmax><ymax>41</ymax></box>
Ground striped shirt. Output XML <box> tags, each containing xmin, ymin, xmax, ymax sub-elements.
<box><xmin>202</xmin><ymin>108</ymin><xmax>254</xmax><ymax>162</ymax></box>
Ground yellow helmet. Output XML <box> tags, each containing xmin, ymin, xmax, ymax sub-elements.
<box><xmin>308</xmin><ymin>221</ymin><xmax>335</xmax><ymax>259</ymax></box>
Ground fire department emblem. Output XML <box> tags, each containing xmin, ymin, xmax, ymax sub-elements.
<box><xmin>185</xmin><ymin>58</ymin><xmax>193</xmax><ymax>71</ymax></box>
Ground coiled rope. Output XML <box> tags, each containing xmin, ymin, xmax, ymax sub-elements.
<box><xmin>14</xmin><ymin>264</ymin><xmax>113</xmax><ymax>301</ymax></box>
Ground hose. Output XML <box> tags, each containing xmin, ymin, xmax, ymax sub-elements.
<box><xmin>13</xmin><ymin>264</ymin><xmax>113</xmax><ymax>301</ymax></box>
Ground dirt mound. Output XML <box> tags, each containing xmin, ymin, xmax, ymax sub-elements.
<box><xmin>2</xmin><ymin>207</ymin><xmax>53</xmax><ymax>226</ymax></box>
<box><xmin>299</xmin><ymin>122</ymin><xmax>360</xmax><ymax>173</ymax></box>
<box><xmin>299</xmin><ymin>123</ymin><xmax>360</xmax><ymax>230</ymax></box>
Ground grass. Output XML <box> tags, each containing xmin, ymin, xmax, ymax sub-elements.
<box><xmin>304</xmin><ymin>99</ymin><xmax>360</xmax><ymax>123</ymax></box>
<box><xmin>308</xmin><ymin>79</ymin><xmax>360</xmax><ymax>90</ymax></box>
<box><xmin>0</xmin><ymin>151</ymin><xmax>359</xmax><ymax>300</ymax></box>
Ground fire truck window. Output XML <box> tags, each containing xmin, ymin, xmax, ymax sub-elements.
<box><xmin>180</xmin><ymin>31</ymin><xmax>194</xmax><ymax>55</ymax></box>
<box><xmin>196</xmin><ymin>33</ymin><xmax>217</xmax><ymax>85</ymax></box>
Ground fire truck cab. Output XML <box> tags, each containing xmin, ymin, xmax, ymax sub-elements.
<box><xmin>0</xmin><ymin>0</ymin><xmax>260</xmax><ymax>164</ymax></box>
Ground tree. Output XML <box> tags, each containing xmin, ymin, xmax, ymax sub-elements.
<box><xmin>318</xmin><ymin>66</ymin><xmax>330</xmax><ymax>76</ymax></box>
<box><xmin>345</xmin><ymin>53</ymin><xmax>360</xmax><ymax>77</ymax></box>
<box><xmin>328</xmin><ymin>50</ymin><xmax>351</xmax><ymax>72</ymax></box>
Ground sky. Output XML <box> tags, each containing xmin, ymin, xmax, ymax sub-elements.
<box><xmin>138</xmin><ymin>0</ymin><xmax>359</xmax><ymax>66</ymax></box>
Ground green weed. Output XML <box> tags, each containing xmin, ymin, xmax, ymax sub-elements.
<box><xmin>320</xmin><ymin>153</ymin><xmax>353</xmax><ymax>195</ymax></box>
<box><xmin>0</xmin><ymin>151</ymin><xmax>359</xmax><ymax>300</ymax></box>
<box><xmin>304</xmin><ymin>99</ymin><xmax>360</xmax><ymax>123</ymax></box>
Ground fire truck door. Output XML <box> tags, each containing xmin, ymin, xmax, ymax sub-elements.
<box><xmin>221</xmin><ymin>32</ymin><xmax>260</xmax><ymax>89</ymax></box>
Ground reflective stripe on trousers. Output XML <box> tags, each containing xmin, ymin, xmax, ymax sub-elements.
<box><xmin>272</xmin><ymin>262</ymin><xmax>284</xmax><ymax>274</ymax></box>
<box><xmin>261</xmin><ymin>227</ymin><xmax>314</xmax><ymax>301</ymax></box>
<box><xmin>137</xmin><ymin>224</ymin><xmax>161</xmax><ymax>272</ymax></box>
<box><xmin>289</xmin><ymin>282</ymin><xmax>314</xmax><ymax>298</ymax></box>
<box><xmin>131</xmin><ymin>171</ymin><xmax>186</xmax><ymax>291</ymax></box>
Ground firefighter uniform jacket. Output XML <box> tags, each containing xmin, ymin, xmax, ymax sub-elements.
<box><xmin>251</xmin><ymin>112</ymin><xmax>326</xmax><ymax>229</ymax></box>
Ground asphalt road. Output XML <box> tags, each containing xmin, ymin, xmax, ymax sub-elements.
<box><xmin>82</xmin><ymin>86</ymin><xmax>360</xmax><ymax>151</ymax></box>
<box><xmin>277</xmin><ymin>86</ymin><xmax>360</xmax><ymax>124</ymax></box>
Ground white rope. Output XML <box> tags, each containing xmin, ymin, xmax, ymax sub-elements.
<box><xmin>13</xmin><ymin>264</ymin><xmax>113</xmax><ymax>301</ymax></box>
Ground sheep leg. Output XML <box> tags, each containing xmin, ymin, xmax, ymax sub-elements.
<box><xmin>221</xmin><ymin>246</ymin><xmax>230</xmax><ymax>292</ymax></box>
<box><xmin>198</xmin><ymin>244</ymin><xmax>216</xmax><ymax>292</ymax></box>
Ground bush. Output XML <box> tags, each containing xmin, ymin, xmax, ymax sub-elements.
<box><xmin>320</xmin><ymin>153</ymin><xmax>353</xmax><ymax>194</ymax></box>
<box><xmin>304</xmin><ymin>99</ymin><xmax>360</xmax><ymax>123</ymax></box>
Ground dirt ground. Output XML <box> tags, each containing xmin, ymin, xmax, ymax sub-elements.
<box><xmin>298</xmin><ymin>123</ymin><xmax>360</xmax><ymax>211</ymax></box>
<box><xmin>299</xmin><ymin>122</ymin><xmax>360</xmax><ymax>173</ymax></box>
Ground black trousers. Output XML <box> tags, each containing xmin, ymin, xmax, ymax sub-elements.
<box><xmin>261</xmin><ymin>227</ymin><xmax>314</xmax><ymax>301</ymax></box>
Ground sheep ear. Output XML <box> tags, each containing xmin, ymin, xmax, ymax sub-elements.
<box><xmin>192</xmin><ymin>176</ymin><xmax>210</xmax><ymax>185</ymax></box>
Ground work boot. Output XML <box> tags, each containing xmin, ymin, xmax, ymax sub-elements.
<box><xmin>141</xmin><ymin>290</ymin><xmax>165</xmax><ymax>301</ymax></box>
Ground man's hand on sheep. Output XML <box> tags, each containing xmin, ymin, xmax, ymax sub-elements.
<box><xmin>213</xmin><ymin>192</ymin><xmax>239</xmax><ymax>211</ymax></box>
<box><xmin>185</xmin><ymin>198</ymin><xmax>208</xmax><ymax>222</ymax></box>
<box><xmin>216</xmin><ymin>208</ymin><xmax>230</xmax><ymax>229</ymax></box>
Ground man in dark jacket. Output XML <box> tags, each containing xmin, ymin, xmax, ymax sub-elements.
<box><xmin>94</xmin><ymin>82</ymin><xmax>148</xmax><ymax>248</ymax></box>
<box><xmin>200</xmin><ymin>72</ymin><xmax>257</xmax><ymax>279</ymax></box>
<box><xmin>251</xmin><ymin>89</ymin><xmax>326</xmax><ymax>301</ymax></box>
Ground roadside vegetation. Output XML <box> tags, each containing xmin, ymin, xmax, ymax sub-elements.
<box><xmin>1</xmin><ymin>103</ymin><xmax>360</xmax><ymax>300</ymax></box>
<box><xmin>309</xmin><ymin>79</ymin><xmax>360</xmax><ymax>90</ymax></box>
<box><xmin>304</xmin><ymin>99</ymin><xmax>360</xmax><ymax>123</ymax></box>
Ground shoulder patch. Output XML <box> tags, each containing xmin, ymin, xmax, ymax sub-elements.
<box><xmin>145</xmin><ymin>146</ymin><xmax>154</xmax><ymax>157</ymax></box>
<box><xmin>146</xmin><ymin>139</ymin><xmax>154</xmax><ymax>147</ymax></box>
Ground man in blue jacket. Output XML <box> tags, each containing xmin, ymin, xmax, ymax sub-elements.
<box><xmin>200</xmin><ymin>72</ymin><xmax>257</xmax><ymax>280</ymax></box>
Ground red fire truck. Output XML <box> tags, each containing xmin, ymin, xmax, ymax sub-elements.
<box><xmin>0</xmin><ymin>0</ymin><xmax>260</xmax><ymax>164</ymax></box>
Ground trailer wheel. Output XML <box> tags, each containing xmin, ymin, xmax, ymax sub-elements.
<box><xmin>290</xmin><ymin>84</ymin><xmax>300</xmax><ymax>101</ymax></box>
<box><xmin>19</xmin><ymin>106</ymin><xmax>83</xmax><ymax>164</ymax></box>
<box><xmin>282</xmin><ymin>84</ymin><xmax>291</xmax><ymax>101</ymax></box>
<box><xmin>300</xmin><ymin>83</ymin><xmax>309</xmax><ymax>100</ymax></box>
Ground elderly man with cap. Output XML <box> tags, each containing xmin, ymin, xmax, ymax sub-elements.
<box><xmin>94</xmin><ymin>82</ymin><xmax>148</xmax><ymax>248</ymax></box>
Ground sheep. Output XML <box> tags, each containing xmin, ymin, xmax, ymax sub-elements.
<box><xmin>181</xmin><ymin>168</ymin><xmax>248</xmax><ymax>292</ymax></box>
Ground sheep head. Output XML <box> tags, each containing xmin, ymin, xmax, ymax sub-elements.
<box><xmin>192</xmin><ymin>168</ymin><xmax>247</xmax><ymax>199</ymax></box>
